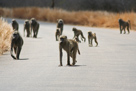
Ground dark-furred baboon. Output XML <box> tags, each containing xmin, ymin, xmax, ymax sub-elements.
<box><xmin>55</xmin><ymin>28</ymin><xmax>61</xmax><ymax>41</ymax></box>
<box><xmin>118</xmin><ymin>19</ymin><xmax>131</xmax><ymax>34</ymax></box>
<box><xmin>10</xmin><ymin>31</ymin><xmax>23</xmax><ymax>60</ymax></box>
<box><xmin>88</xmin><ymin>31</ymin><xmax>98</xmax><ymax>47</ymax></box>
<box><xmin>24</xmin><ymin>20</ymin><xmax>31</xmax><ymax>37</ymax></box>
<box><xmin>30</xmin><ymin>18</ymin><xmax>40</xmax><ymax>38</ymax></box>
<box><xmin>12</xmin><ymin>19</ymin><xmax>19</xmax><ymax>31</ymax></box>
<box><xmin>72</xmin><ymin>27</ymin><xmax>86</xmax><ymax>42</ymax></box>
<box><xmin>59</xmin><ymin>35</ymin><xmax>80</xmax><ymax>66</ymax></box>
<box><xmin>57</xmin><ymin>19</ymin><xmax>64</xmax><ymax>35</ymax></box>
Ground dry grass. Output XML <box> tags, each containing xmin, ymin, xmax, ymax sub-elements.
<box><xmin>0</xmin><ymin>17</ymin><xmax>13</xmax><ymax>55</ymax></box>
<box><xmin>0</xmin><ymin>7</ymin><xmax>136</xmax><ymax>30</ymax></box>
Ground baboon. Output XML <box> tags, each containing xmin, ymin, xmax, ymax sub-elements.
<box><xmin>59</xmin><ymin>35</ymin><xmax>80</xmax><ymax>66</ymax></box>
<box><xmin>57</xmin><ymin>19</ymin><xmax>64</xmax><ymax>35</ymax></box>
<box><xmin>55</xmin><ymin>28</ymin><xmax>61</xmax><ymax>41</ymax></box>
<box><xmin>72</xmin><ymin>27</ymin><xmax>86</xmax><ymax>42</ymax></box>
<box><xmin>24</xmin><ymin>20</ymin><xmax>31</xmax><ymax>37</ymax></box>
<box><xmin>12</xmin><ymin>19</ymin><xmax>19</xmax><ymax>31</ymax></box>
<box><xmin>10</xmin><ymin>31</ymin><xmax>23</xmax><ymax>60</ymax></box>
<box><xmin>30</xmin><ymin>18</ymin><xmax>40</xmax><ymax>38</ymax></box>
<box><xmin>88</xmin><ymin>31</ymin><xmax>98</xmax><ymax>47</ymax></box>
<box><xmin>118</xmin><ymin>19</ymin><xmax>131</xmax><ymax>34</ymax></box>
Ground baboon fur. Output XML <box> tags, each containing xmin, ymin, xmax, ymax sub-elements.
<box><xmin>88</xmin><ymin>31</ymin><xmax>98</xmax><ymax>47</ymax></box>
<box><xmin>10</xmin><ymin>31</ymin><xmax>23</xmax><ymax>60</ymax></box>
<box><xmin>12</xmin><ymin>19</ymin><xmax>19</xmax><ymax>31</ymax></box>
<box><xmin>57</xmin><ymin>19</ymin><xmax>64</xmax><ymax>35</ymax></box>
<box><xmin>24</xmin><ymin>20</ymin><xmax>31</xmax><ymax>37</ymax></box>
<box><xmin>59</xmin><ymin>35</ymin><xmax>80</xmax><ymax>66</ymax></box>
<box><xmin>118</xmin><ymin>19</ymin><xmax>131</xmax><ymax>34</ymax></box>
<box><xmin>55</xmin><ymin>28</ymin><xmax>61</xmax><ymax>41</ymax></box>
<box><xmin>72</xmin><ymin>27</ymin><xmax>86</xmax><ymax>42</ymax></box>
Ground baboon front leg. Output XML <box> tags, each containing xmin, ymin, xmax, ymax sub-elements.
<box><xmin>59</xmin><ymin>47</ymin><xmax>63</xmax><ymax>66</ymax></box>
<box><xmin>119</xmin><ymin>25</ymin><xmax>122</xmax><ymax>34</ymax></box>
<box><xmin>88</xmin><ymin>37</ymin><xmax>90</xmax><ymax>46</ymax></box>
<box><xmin>90</xmin><ymin>39</ymin><xmax>93</xmax><ymax>47</ymax></box>
<box><xmin>127</xmin><ymin>26</ymin><xmax>130</xmax><ymax>34</ymax></box>
<box><xmin>67</xmin><ymin>51</ymin><xmax>71</xmax><ymax>66</ymax></box>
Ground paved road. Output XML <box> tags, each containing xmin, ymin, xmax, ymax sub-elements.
<box><xmin>0</xmin><ymin>18</ymin><xmax>136</xmax><ymax>91</ymax></box>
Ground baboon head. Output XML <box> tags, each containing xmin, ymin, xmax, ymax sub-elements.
<box><xmin>88</xmin><ymin>31</ymin><xmax>93</xmax><ymax>36</ymax></box>
<box><xmin>12</xmin><ymin>19</ymin><xmax>16</xmax><ymax>23</ymax></box>
<box><xmin>60</xmin><ymin>35</ymin><xmax>67</xmax><ymax>43</ymax></box>
<box><xmin>31</xmin><ymin>18</ymin><xmax>37</xmax><ymax>25</ymax></box>
<box><xmin>72</xmin><ymin>27</ymin><xmax>77</xmax><ymax>32</ymax></box>
<box><xmin>57</xmin><ymin>19</ymin><xmax>63</xmax><ymax>26</ymax></box>
<box><xmin>12</xmin><ymin>31</ymin><xmax>20</xmax><ymax>40</ymax></box>
<box><xmin>25</xmin><ymin>20</ymin><xmax>29</xmax><ymax>25</ymax></box>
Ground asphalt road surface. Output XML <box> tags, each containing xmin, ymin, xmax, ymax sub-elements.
<box><xmin>0</xmin><ymin>18</ymin><xmax>136</xmax><ymax>91</ymax></box>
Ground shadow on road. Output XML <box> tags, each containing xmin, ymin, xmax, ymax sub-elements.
<box><xmin>19</xmin><ymin>58</ymin><xmax>29</xmax><ymax>60</ymax></box>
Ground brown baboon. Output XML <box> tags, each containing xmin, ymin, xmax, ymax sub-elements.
<box><xmin>57</xmin><ymin>19</ymin><xmax>64</xmax><ymax>35</ymax></box>
<box><xmin>72</xmin><ymin>27</ymin><xmax>86</xmax><ymax>42</ymax></box>
<box><xmin>24</xmin><ymin>20</ymin><xmax>31</xmax><ymax>37</ymax></box>
<box><xmin>118</xmin><ymin>19</ymin><xmax>131</xmax><ymax>34</ymax></box>
<box><xmin>12</xmin><ymin>19</ymin><xmax>19</xmax><ymax>31</ymax></box>
<box><xmin>55</xmin><ymin>28</ymin><xmax>61</xmax><ymax>41</ymax></box>
<box><xmin>59</xmin><ymin>35</ymin><xmax>80</xmax><ymax>66</ymax></box>
<box><xmin>30</xmin><ymin>18</ymin><xmax>40</xmax><ymax>38</ymax></box>
<box><xmin>88</xmin><ymin>31</ymin><xmax>98</xmax><ymax>47</ymax></box>
<box><xmin>10</xmin><ymin>31</ymin><xmax>23</xmax><ymax>60</ymax></box>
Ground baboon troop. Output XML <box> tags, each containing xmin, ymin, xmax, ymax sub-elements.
<box><xmin>72</xmin><ymin>27</ymin><xmax>86</xmax><ymax>42</ymax></box>
<box><xmin>118</xmin><ymin>18</ymin><xmax>131</xmax><ymax>34</ymax></box>
<box><xmin>88</xmin><ymin>31</ymin><xmax>98</xmax><ymax>47</ymax></box>
<box><xmin>55</xmin><ymin>28</ymin><xmax>61</xmax><ymax>41</ymax></box>
<box><xmin>59</xmin><ymin>35</ymin><xmax>80</xmax><ymax>66</ymax></box>
<box><xmin>10</xmin><ymin>31</ymin><xmax>23</xmax><ymax>60</ymax></box>
<box><xmin>30</xmin><ymin>18</ymin><xmax>40</xmax><ymax>38</ymax></box>
<box><xmin>24</xmin><ymin>20</ymin><xmax>31</xmax><ymax>37</ymax></box>
<box><xmin>12</xmin><ymin>19</ymin><xmax>19</xmax><ymax>31</ymax></box>
<box><xmin>57</xmin><ymin>19</ymin><xmax>64</xmax><ymax>35</ymax></box>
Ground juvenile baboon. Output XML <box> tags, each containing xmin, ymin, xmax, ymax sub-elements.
<box><xmin>30</xmin><ymin>18</ymin><xmax>40</xmax><ymax>38</ymax></box>
<box><xmin>24</xmin><ymin>20</ymin><xmax>31</xmax><ymax>37</ymax></box>
<box><xmin>55</xmin><ymin>28</ymin><xmax>61</xmax><ymax>41</ymax></box>
<box><xmin>88</xmin><ymin>31</ymin><xmax>98</xmax><ymax>47</ymax></box>
<box><xmin>10</xmin><ymin>31</ymin><xmax>23</xmax><ymax>60</ymax></box>
<box><xmin>57</xmin><ymin>19</ymin><xmax>64</xmax><ymax>35</ymax></box>
<box><xmin>72</xmin><ymin>27</ymin><xmax>86</xmax><ymax>42</ymax></box>
<box><xmin>118</xmin><ymin>19</ymin><xmax>131</xmax><ymax>34</ymax></box>
<box><xmin>59</xmin><ymin>35</ymin><xmax>80</xmax><ymax>66</ymax></box>
<box><xmin>12</xmin><ymin>19</ymin><xmax>19</xmax><ymax>31</ymax></box>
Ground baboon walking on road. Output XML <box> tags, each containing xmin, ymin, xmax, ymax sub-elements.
<box><xmin>24</xmin><ymin>20</ymin><xmax>31</xmax><ymax>37</ymax></box>
<box><xmin>12</xmin><ymin>19</ymin><xmax>19</xmax><ymax>31</ymax></box>
<box><xmin>55</xmin><ymin>28</ymin><xmax>61</xmax><ymax>41</ymax></box>
<box><xmin>118</xmin><ymin>19</ymin><xmax>131</xmax><ymax>34</ymax></box>
<box><xmin>88</xmin><ymin>31</ymin><xmax>98</xmax><ymax>47</ymax></box>
<box><xmin>30</xmin><ymin>18</ymin><xmax>40</xmax><ymax>38</ymax></box>
<box><xmin>57</xmin><ymin>19</ymin><xmax>64</xmax><ymax>35</ymax></box>
<box><xmin>10</xmin><ymin>31</ymin><xmax>23</xmax><ymax>60</ymax></box>
<box><xmin>72</xmin><ymin>27</ymin><xmax>86</xmax><ymax>42</ymax></box>
<box><xmin>59</xmin><ymin>35</ymin><xmax>80</xmax><ymax>66</ymax></box>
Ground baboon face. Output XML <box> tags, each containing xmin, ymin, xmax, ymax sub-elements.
<box><xmin>72</xmin><ymin>27</ymin><xmax>77</xmax><ymax>32</ymax></box>
<box><xmin>12</xmin><ymin>19</ymin><xmax>16</xmax><ymax>23</ymax></box>
<box><xmin>13</xmin><ymin>31</ymin><xmax>19</xmax><ymax>40</ymax></box>
<box><xmin>25</xmin><ymin>20</ymin><xmax>29</xmax><ymax>25</ymax></box>
<box><xmin>60</xmin><ymin>35</ymin><xmax>67</xmax><ymax>43</ymax></box>
<box><xmin>57</xmin><ymin>19</ymin><xmax>63</xmax><ymax>26</ymax></box>
<box><xmin>88</xmin><ymin>31</ymin><xmax>93</xmax><ymax>36</ymax></box>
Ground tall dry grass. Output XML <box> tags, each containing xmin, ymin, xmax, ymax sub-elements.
<box><xmin>0</xmin><ymin>7</ymin><xmax>136</xmax><ymax>29</ymax></box>
<box><xmin>0</xmin><ymin>7</ymin><xmax>136</xmax><ymax>30</ymax></box>
<box><xmin>0</xmin><ymin>17</ymin><xmax>13</xmax><ymax>55</ymax></box>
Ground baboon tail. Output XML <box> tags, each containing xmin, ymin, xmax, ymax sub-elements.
<box><xmin>78</xmin><ymin>49</ymin><xmax>80</xmax><ymax>55</ymax></box>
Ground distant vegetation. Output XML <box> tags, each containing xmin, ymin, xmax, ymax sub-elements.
<box><xmin>0</xmin><ymin>0</ymin><xmax>136</xmax><ymax>12</ymax></box>
<box><xmin>0</xmin><ymin>7</ymin><xmax>136</xmax><ymax>30</ymax></box>
<box><xmin>0</xmin><ymin>18</ymin><xmax>13</xmax><ymax>54</ymax></box>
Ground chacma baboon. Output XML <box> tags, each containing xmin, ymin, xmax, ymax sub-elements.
<box><xmin>10</xmin><ymin>31</ymin><xmax>23</xmax><ymax>60</ymax></box>
<box><xmin>55</xmin><ymin>28</ymin><xmax>61</xmax><ymax>41</ymax></box>
<box><xmin>24</xmin><ymin>20</ymin><xmax>31</xmax><ymax>37</ymax></box>
<box><xmin>59</xmin><ymin>35</ymin><xmax>80</xmax><ymax>66</ymax></box>
<box><xmin>88</xmin><ymin>31</ymin><xmax>98</xmax><ymax>47</ymax></box>
<box><xmin>57</xmin><ymin>19</ymin><xmax>64</xmax><ymax>35</ymax></box>
<box><xmin>12</xmin><ymin>19</ymin><xmax>19</xmax><ymax>31</ymax></box>
<box><xmin>118</xmin><ymin>19</ymin><xmax>131</xmax><ymax>34</ymax></box>
<box><xmin>30</xmin><ymin>18</ymin><xmax>40</xmax><ymax>38</ymax></box>
<box><xmin>72</xmin><ymin>27</ymin><xmax>86</xmax><ymax>42</ymax></box>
